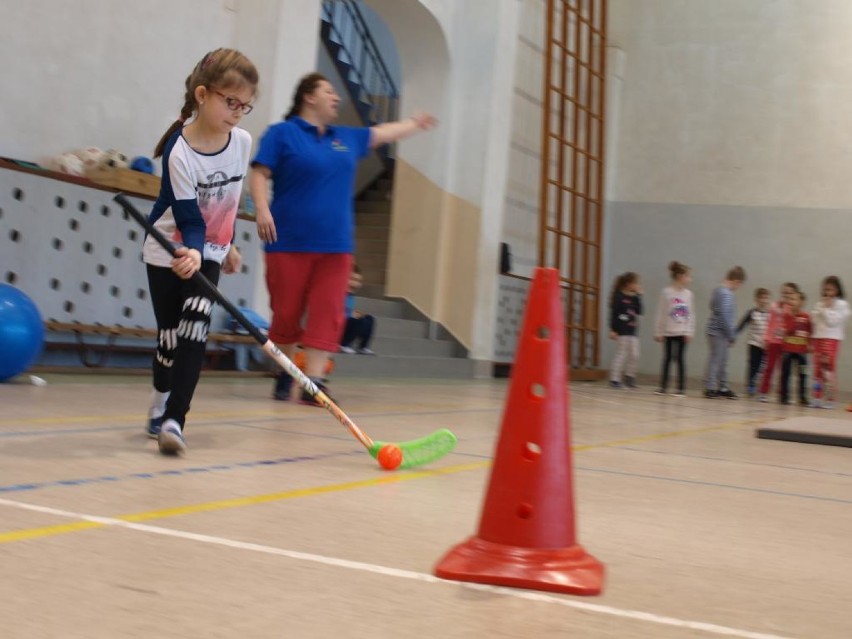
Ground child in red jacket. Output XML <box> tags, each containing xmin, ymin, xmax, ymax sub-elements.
<box><xmin>779</xmin><ymin>290</ymin><xmax>812</xmax><ymax>405</ymax></box>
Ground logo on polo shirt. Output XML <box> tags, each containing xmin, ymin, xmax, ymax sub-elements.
<box><xmin>331</xmin><ymin>139</ymin><xmax>349</xmax><ymax>152</ymax></box>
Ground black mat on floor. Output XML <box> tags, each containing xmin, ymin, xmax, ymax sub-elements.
<box><xmin>756</xmin><ymin>417</ymin><xmax>852</xmax><ymax>448</ymax></box>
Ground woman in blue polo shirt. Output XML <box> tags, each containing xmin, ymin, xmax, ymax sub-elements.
<box><xmin>250</xmin><ymin>72</ymin><xmax>436</xmax><ymax>404</ymax></box>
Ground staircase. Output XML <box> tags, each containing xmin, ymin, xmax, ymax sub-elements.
<box><xmin>354</xmin><ymin>169</ymin><xmax>393</xmax><ymax>294</ymax></box>
<box><xmin>319</xmin><ymin>0</ymin><xmax>398</xmax><ymax>129</ymax></box>
<box><xmin>318</xmin><ymin>1</ymin><xmax>479</xmax><ymax>379</ymax></box>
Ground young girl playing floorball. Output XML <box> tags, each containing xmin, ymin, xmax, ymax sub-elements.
<box><xmin>810</xmin><ymin>276</ymin><xmax>850</xmax><ymax>409</ymax></box>
<box><xmin>654</xmin><ymin>261</ymin><xmax>695</xmax><ymax>396</ymax></box>
<box><xmin>144</xmin><ymin>49</ymin><xmax>258</xmax><ymax>455</ymax></box>
<box><xmin>607</xmin><ymin>272</ymin><xmax>642</xmax><ymax>389</ymax></box>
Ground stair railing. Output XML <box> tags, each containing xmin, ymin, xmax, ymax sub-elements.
<box><xmin>320</xmin><ymin>0</ymin><xmax>400</xmax><ymax>126</ymax></box>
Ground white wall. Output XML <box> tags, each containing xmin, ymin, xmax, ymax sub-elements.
<box><xmin>0</xmin><ymin>0</ymin><xmax>235</xmax><ymax>164</ymax></box>
<box><xmin>609</xmin><ymin>0</ymin><xmax>852</xmax><ymax>208</ymax></box>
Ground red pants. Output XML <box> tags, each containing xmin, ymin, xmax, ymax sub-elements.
<box><xmin>812</xmin><ymin>338</ymin><xmax>840</xmax><ymax>400</ymax></box>
<box><xmin>758</xmin><ymin>342</ymin><xmax>782</xmax><ymax>395</ymax></box>
<box><xmin>265</xmin><ymin>252</ymin><xmax>353</xmax><ymax>352</ymax></box>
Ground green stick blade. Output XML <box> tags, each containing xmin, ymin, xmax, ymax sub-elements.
<box><xmin>369</xmin><ymin>428</ymin><xmax>457</xmax><ymax>469</ymax></box>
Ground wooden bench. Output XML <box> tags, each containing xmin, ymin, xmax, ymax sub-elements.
<box><xmin>44</xmin><ymin>321</ymin><xmax>256</xmax><ymax>369</ymax></box>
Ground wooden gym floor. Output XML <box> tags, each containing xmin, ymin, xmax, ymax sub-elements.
<box><xmin>1</xmin><ymin>373</ymin><xmax>850</xmax><ymax>638</ymax></box>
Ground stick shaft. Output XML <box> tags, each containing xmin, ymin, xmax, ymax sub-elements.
<box><xmin>113</xmin><ymin>193</ymin><xmax>374</xmax><ymax>450</ymax></box>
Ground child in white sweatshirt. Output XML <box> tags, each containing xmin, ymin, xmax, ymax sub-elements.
<box><xmin>654</xmin><ymin>261</ymin><xmax>695</xmax><ymax>396</ymax></box>
<box><xmin>810</xmin><ymin>276</ymin><xmax>850</xmax><ymax>409</ymax></box>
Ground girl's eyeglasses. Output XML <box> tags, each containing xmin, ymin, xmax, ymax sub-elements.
<box><xmin>212</xmin><ymin>90</ymin><xmax>254</xmax><ymax>115</ymax></box>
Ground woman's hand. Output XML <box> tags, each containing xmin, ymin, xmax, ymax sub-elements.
<box><xmin>411</xmin><ymin>112</ymin><xmax>438</xmax><ymax>131</ymax></box>
<box><xmin>171</xmin><ymin>247</ymin><xmax>201</xmax><ymax>280</ymax></box>
<box><xmin>222</xmin><ymin>246</ymin><xmax>242</xmax><ymax>274</ymax></box>
<box><xmin>256</xmin><ymin>208</ymin><xmax>277</xmax><ymax>244</ymax></box>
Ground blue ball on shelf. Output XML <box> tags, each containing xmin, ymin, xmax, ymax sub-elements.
<box><xmin>129</xmin><ymin>156</ymin><xmax>155</xmax><ymax>174</ymax></box>
<box><xmin>0</xmin><ymin>284</ymin><xmax>45</xmax><ymax>382</ymax></box>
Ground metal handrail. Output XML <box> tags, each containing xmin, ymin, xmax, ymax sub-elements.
<box><xmin>321</xmin><ymin>0</ymin><xmax>399</xmax><ymax>125</ymax></box>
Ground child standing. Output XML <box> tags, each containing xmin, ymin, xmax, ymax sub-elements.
<box><xmin>779</xmin><ymin>291</ymin><xmax>812</xmax><ymax>405</ymax></box>
<box><xmin>654</xmin><ymin>261</ymin><xmax>695</xmax><ymax>397</ymax></box>
<box><xmin>810</xmin><ymin>276</ymin><xmax>850</xmax><ymax>409</ymax></box>
<box><xmin>704</xmin><ymin>266</ymin><xmax>747</xmax><ymax>399</ymax></box>
<box><xmin>736</xmin><ymin>288</ymin><xmax>771</xmax><ymax>396</ymax></box>
<box><xmin>144</xmin><ymin>49</ymin><xmax>258</xmax><ymax>455</ymax></box>
<box><xmin>758</xmin><ymin>283</ymin><xmax>799</xmax><ymax>402</ymax></box>
<box><xmin>607</xmin><ymin>272</ymin><xmax>643</xmax><ymax>389</ymax></box>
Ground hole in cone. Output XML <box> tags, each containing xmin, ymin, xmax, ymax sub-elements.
<box><xmin>517</xmin><ymin>503</ymin><xmax>533</xmax><ymax>519</ymax></box>
<box><xmin>535</xmin><ymin>325</ymin><xmax>550</xmax><ymax>339</ymax></box>
<box><xmin>523</xmin><ymin>442</ymin><xmax>542</xmax><ymax>461</ymax></box>
<box><xmin>531</xmin><ymin>383</ymin><xmax>546</xmax><ymax>398</ymax></box>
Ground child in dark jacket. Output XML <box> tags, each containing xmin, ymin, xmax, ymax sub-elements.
<box><xmin>608</xmin><ymin>272</ymin><xmax>643</xmax><ymax>389</ymax></box>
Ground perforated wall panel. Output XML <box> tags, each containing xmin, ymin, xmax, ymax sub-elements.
<box><xmin>0</xmin><ymin>168</ymin><xmax>259</xmax><ymax>332</ymax></box>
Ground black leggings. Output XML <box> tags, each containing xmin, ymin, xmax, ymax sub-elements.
<box><xmin>147</xmin><ymin>260</ymin><xmax>221</xmax><ymax>429</ymax></box>
<box><xmin>660</xmin><ymin>336</ymin><xmax>687</xmax><ymax>392</ymax></box>
<box><xmin>746</xmin><ymin>344</ymin><xmax>765</xmax><ymax>390</ymax></box>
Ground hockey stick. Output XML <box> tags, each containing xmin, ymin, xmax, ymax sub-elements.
<box><xmin>114</xmin><ymin>193</ymin><xmax>456</xmax><ymax>469</ymax></box>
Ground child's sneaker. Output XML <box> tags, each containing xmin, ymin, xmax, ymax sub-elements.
<box><xmin>624</xmin><ymin>376</ymin><xmax>638</xmax><ymax>389</ymax></box>
<box><xmin>704</xmin><ymin>390</ymin><xmax>719</xmax><ymax>399</ymax></box>
<box><xmin>654</xmin><ymin>388</ymin><xmax>666</xmax><ymax>395</ymax></box>
<box><xmin>670</xmin><ymin>391</ymin><xmax>687</xmax><ymax>398</ymax></box>
<box><xmin>609</xmin><ymin>380</ymin><xmax>624</xmax><ymax>389</ymax></box>
<box><xmin>809</xmin><ymin>398</ymin><xmax>823</xmax><ymax>409</ymax></box>
<box><xmin>356</xmin><ymin>347</ymin><xmax>376</xmax><ymax>356</ymax></box>
<box><xmin>158</xmin><ymin>419</ymin><xmax>186</xmax><ymax>456</ymax></box>
<box><xmin>339</xmin><ymin>345</ymin><xmax>357</xmax><ymax>354</ymax></box>
<box><xmin>822</xmin><ymin>401</ymin><xmax>834</xmax><ymax>409</ymax></box>
<box><xmin>717</xmin><ymin>388</ymin><xmax>738</xmax><ymax>400</ymax></box>
<box><xmin>758</xmin><ymin>394</ymin><xmax>769</xmax><ymax>403</ymax></box>
<box><xmin>146</xmin><ymin>414</ymin><xmax>163</xmax><ymax>439</ymax></box>
<box><xmin>300</xmin><ymin>379</ymin><xmax>336</xmax><ymax>407</ymax></box>
<box><xmin>273</xmin><ymin>371</ymin><xmax>293</xmax><ymax>401</ymax></box>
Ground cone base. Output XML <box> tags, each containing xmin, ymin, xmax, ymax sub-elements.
<box><xmin>434</xmin><ymin>536</ymin><xmax>604</xmax><ymax>596</ymax></box>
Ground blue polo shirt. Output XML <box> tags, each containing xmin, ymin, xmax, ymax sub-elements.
<box><xmin>252</xmin><ymin>117</ymin><xmax>371</xmax><ymax>253</ymax></box>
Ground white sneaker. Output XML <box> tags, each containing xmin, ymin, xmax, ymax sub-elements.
<box><xmin>357</xmin><ymin>347</ymin><xmax>376</xmax><ymax>356</ymax></box>
<box><xmin>158</xmin><ymin>419</ymin><xmax>186</xmax><ymax>456</ymax></box>
<box><xmin>339</xmin><ymin>345</ymin><xmax>357</xmax><ymax>354</ymax></box>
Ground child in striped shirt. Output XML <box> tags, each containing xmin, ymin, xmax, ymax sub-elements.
<box><xmin>736</xmin><ymin>287</ymin><xmax>771</xmax><ymax>397</ymax></box>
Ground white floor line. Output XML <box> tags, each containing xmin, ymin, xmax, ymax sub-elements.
<box><xmin>0</xmin><ymin>497</ymin><xmax>794</xmax><ymax>639</ymax></box>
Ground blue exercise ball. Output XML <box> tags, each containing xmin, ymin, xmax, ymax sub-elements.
<box><xmin>0</xmin><ymin>284</ymin><xmax>45</xmax><ymax>381</ymax></box>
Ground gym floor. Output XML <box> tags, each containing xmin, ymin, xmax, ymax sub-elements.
<box><xmin>1</xmin><ymin>373</ymin><xmax>850</xmax><ymax>638</ymax></box>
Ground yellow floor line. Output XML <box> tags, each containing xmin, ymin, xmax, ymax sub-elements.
<box><xmin>0</xmin><ymin>421</ymin><xmax>758</xmax><ymax>545</ymax></box>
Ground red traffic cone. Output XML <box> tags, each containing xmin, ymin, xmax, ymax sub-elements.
<box><xmin>434</xmin><ymin>267</ymin><xmax>604</xmax><ymax>595</ymax></box>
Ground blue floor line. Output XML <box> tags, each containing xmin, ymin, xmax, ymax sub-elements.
<box><xmin>0</xmin><ymin>449</ymin><xmax>364</xmax><ymax>494</ymax></box>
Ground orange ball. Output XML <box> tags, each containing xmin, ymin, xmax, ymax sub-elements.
<box><xmin>377</xmin><ymin>444</ymin><xmax>403</xmax><ymax>470</ymax></box>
